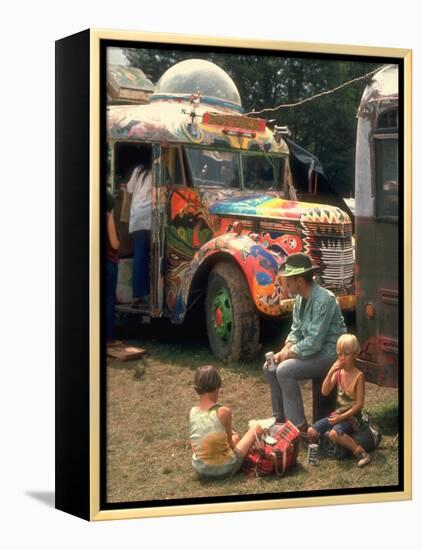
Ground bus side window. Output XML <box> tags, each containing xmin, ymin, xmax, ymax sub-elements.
<box><xmin>161</xmin><ymin>146</ymin><xmax>185</xmax><ymax>186</ymax></box>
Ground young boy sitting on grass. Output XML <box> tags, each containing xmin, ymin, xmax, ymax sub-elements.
<box><xmin>308</xmin><ymin>334</ymin><xmax>371</xmax><ymax>467</ymax></box>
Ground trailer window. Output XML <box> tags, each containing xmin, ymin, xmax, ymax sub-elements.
<box><xmin>374</xmin><ymin>107</ymin><xmax>399</xmax><ymax>219</ymax></box>
<box><xmin>378</xmin><ymin>108</ymin><xmax>398</xmax><ymax>130</ymax></box>
<box><xmin>185</xmin><ymin>148</ymin><xmax>240</xmax><ymax>188</ymax></box>
<box><xmin>375</xmin><ymin>137</ymin><xmax>398</xmax><ymax>218</ymax></box>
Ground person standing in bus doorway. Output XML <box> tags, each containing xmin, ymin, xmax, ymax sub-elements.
<box><xmin>263</xmin><ymin>253</ymin><xmax>346</xmax><ymax>432</ymax></box>
<box><xmin>106</xmin><ymin>191</ymin><xmax>121</xmax><ymax>347</ymax></box>
<box><xmin>127</xmin><ymin>151</ymin><xmax>152</xmax><ymax>306</ymax></box>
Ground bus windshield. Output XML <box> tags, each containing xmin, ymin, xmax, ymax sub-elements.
<box><xmin>242</xmin><ymin>154</ymin><xmax>284</xmax><ymax>191</ymax></box>
<box><xmin>185</xmin><ymin>147</ymin><xmax>285</xmax><ymax>192</ymax></box>
<box><xmin>185</xmin><ymin>148</ymin><xmax>240</xmax><ymax>188</ymax></box>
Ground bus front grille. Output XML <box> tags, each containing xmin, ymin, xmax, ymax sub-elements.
<box><xmin>302</xmin><ymin>224</ymin><xmax>355</xmax><ymax>293</ymax></box>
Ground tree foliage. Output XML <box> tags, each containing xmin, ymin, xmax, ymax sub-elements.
<box><xmin>123</xmin><ymin>47</ymin><xmax>379</xmax><ymax>196</ymax></box>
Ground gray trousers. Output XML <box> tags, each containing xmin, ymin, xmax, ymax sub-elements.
<box><xmin>262</xmin><ymin>353</ymin><xmax>335</xmax><ymax>426</ymax></box>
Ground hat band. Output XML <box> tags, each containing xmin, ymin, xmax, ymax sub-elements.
<box><xmin>284</xmin><ymin>265</ymin><xmax>310</xmax><ymax>276</ymax></box>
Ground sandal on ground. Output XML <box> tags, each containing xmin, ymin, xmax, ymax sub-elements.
<box><xmin>356</xmin><ymin>450</ymin><xmax>371</xmax><ymax>467</ymax></box>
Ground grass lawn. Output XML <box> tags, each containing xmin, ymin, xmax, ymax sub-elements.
<box><xmin>106</xmin><ymin>316</ymin><xmax>399</xmax><ymax>504</ymax></box>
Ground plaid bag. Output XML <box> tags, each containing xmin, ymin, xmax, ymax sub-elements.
<box><xmin>242</xmin><ymin>421</ymin><xmax>301</xmax><ymax>477</ymax></box>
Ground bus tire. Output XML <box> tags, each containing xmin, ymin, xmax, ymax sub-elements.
<box><xmin>205</xmin><ymin>262</ymin><xmax>260</xmax><ymax>362</ymax></box>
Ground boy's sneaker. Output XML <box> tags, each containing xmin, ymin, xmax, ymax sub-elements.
<box><xmin>356</xmin><ymin>451</ymin><xmax>371</xmax><ymax>467</ymax></box>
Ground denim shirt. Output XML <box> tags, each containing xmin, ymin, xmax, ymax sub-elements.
<box><xmin>287</xmin><ymin>282</ymin><xmax>346</xmax><ymax>358</ymax></box>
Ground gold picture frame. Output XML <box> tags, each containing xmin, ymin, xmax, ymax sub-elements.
<box><xmin>55</xmin><ymin>28</ymin><xmax>412</xmax><ymax>521</ymax></box>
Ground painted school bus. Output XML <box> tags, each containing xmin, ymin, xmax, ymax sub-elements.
<box><xmin>354</xmin><ymin>64</ymin><xmax>399</xmax><ymax>387</ymax></box>
<box><xmin>107</xmin><ymin>59</ymin><xmax>355</xmax><ymax>361</ymax></box>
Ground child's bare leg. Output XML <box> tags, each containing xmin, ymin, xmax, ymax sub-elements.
<box><xmin>234</xmin><ymin>427</ymin><xmax>260</xmax><ymax>458</ymax></box>
<box><xmin>308</xmin><ymin>427</ymin><xmax>320</xmax><ymax>443</ymax></box>
<box><xmin>328</xmin><ymin>430</ymin><xmax>364</xmax><ymax>455</ymax></box>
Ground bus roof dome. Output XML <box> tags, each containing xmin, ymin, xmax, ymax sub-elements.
<box><xmin>150</xmin><ymin>59</ymin><xmax>243</xmax><ymax>112</ymax></box>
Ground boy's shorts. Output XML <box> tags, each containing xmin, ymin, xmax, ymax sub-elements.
<box><xmin>312</xmin><ymin>416</ymin><xmax>355</xmax><ymax>436</ymax></box>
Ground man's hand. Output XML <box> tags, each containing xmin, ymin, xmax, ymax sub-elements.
<box><xmin>274</xmin><ymin>345</ymin><xmax>296</xmax><ymax>364</ymax></box>
<box><xmin>274</xmin><ymin>349</ymin><xmax>287</xmax><ymax>364</ymax></box>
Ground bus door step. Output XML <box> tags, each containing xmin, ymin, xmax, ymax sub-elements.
<box><xmin>116</xmin><ymin>304</ymin><xmax>151</xmax><ymax>323</ymax></box>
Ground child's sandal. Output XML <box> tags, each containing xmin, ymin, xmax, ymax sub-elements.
<box><xmin>356</xmin><ymin>450</ymin><xmax>371</xmax><ymax>467</ymax></box>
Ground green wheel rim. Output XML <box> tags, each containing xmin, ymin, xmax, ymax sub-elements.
<box><xmin>212</xmin><ymin>287</ymin><xmax>233</xmax><ymax>344</ymax></box>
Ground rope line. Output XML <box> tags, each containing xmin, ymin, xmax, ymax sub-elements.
<box><xmin>245</xmin><ymin>65</ymin><xmax>386</xmax><ymax>116</ymax></box>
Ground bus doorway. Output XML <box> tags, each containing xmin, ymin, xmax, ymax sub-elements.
<box><xmin>111</xmin><ymin>141</ymin><xmax>154</xmax><ymax>313</ymax></box>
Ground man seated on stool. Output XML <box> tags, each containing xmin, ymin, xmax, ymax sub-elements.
<box><xmin>263</xmin><ymin>253</ymin><xmax>346</xmax><ymax>433</ymax></box>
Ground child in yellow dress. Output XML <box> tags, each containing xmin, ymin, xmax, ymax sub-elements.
<box><xmin>189</xmin><ymin>365</ymin><xmax>263</xmax><ymax>478</ymax></box>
